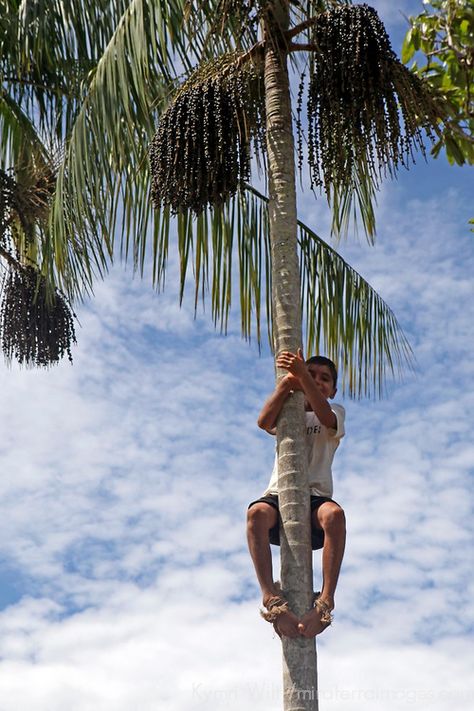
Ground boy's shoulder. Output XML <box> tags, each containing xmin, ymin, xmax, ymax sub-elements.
<box><xmin>331</xmin><ymin>403</ymin><xmax>345</xmax><ymax>438</ymax></box>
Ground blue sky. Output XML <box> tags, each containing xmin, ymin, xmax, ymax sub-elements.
<box><xmin>0</xmin><ymin>2</ymin><xmax>473</xmax><ymax>709</ymax></box>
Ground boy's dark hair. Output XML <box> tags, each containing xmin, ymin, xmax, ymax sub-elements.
<box><xmin>305</xmin><ymin>355</ymin><xmax>338</xmax><ymax>387</ymax></box>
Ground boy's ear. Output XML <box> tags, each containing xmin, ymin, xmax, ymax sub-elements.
<box><xmin>330</xmin><ymin>386</ymin><xmax>337</xmax><ymax>399</ymax></box>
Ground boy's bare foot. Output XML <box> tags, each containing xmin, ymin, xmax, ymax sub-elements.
<box><xmin>298</xmin><ymin>597</ymin><xmax>334</xmax><ymax>638</ymax></box>
<box><xmin>273</xmin><ymin>606</ymin><xmax>301</xmax><ymax>638</ymax></box>
<box><xmin>261</xmin><ymin>591</ymin><xmax>301</xmax><ymax>639</ymax></box>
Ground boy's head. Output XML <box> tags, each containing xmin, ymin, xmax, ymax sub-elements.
<box><xmin>305</xmin><ymin>355</ymin><xmax>338</xmax><ymax>391</ymax></box>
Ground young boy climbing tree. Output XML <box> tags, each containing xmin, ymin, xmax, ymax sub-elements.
<box><xmin>247</xmin><ymin>349</ymin><xmax>346</xmax><ymax>638</ymax></box>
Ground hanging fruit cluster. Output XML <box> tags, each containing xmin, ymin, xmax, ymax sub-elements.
<box><xmin>298</xmin><ymin>3</ymin><xmax>441</xmax><ymax>196</ymax></box>
<box><xmin>0</xmin><ymin>266</ymin><xmax>76</xmax><ymax>367</ymax></box>
<box><xmin>150</xmin><ymin>51</ymin><xmax>265</xmax><ymax>214</ymax></box>
<box><xmin>0</xmin><ymin>168</ymin><xmax>77</xmax><ymax>367</ymax></box>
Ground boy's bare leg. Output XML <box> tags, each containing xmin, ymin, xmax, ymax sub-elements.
<box><xmin>298</xmin><ymin>502</ymin><xmax>346</xmax><ymax>638</ymax></box>
<box><xmin>247</xmin><ymin>503</ymin><xmax>301</xmax><ymax>638</ymax></box>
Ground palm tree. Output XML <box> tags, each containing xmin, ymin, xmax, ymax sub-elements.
<box><xmin>1</xmin><ymin>1</ymin><xmax>444</xmax><ymax>708</ymax></box>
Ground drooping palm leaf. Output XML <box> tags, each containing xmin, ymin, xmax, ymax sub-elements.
<box><xmin>296</xmin><ymin>206</ymin><xmax>412</xmax><ymax>397</ymax></box>
<box><xmin>43</xmin><ymin>0</ymin><xmax>259</xmax><ymax>300</ymax></box>
<box><xmin>145</xmin><ymin>183</ymin><xmax>412</xmax><ymax>397</ymax></box>
<box><xmin>1</xmin><ymin>0</ymin><xmax>221</xmax><ymax>300</ymax></box>
<box><xmin>46</xmin><ymin>0</ymin><xmax>188</xmax><ymax>296</ymax></box>
<box><xmin>0</xmin><ymin>93</ymin><xmax>50</xmax><ymax>171</ymax></box>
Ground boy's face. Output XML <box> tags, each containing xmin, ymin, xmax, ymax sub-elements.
<box><xmin>306</xmin><ymin>363</ymin><xmax>337</xmax><ymax>399</ymax></box>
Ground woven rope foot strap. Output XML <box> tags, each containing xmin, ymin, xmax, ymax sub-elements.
<box><xmin>260</xmin><ymin>582</ymin><xmax>290</xmax><ymax>624</ymax></box>
<box><xmin>260</xmin><ymin>596</ymin><xmax>289</xmax><ymax>623</ymax></box>
<box><xmin>314</xmin><ymin>597</ymin><xmax>333</xmax><ymax>626</ymax></box>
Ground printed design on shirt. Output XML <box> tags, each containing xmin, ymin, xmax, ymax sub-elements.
<box><xmin>306</xmin><ymin>424</ymin><xmax>321</xmax><ymax>436</ymax></box>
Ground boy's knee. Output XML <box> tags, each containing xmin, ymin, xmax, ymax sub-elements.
<box><xmin>319</xmin><ymin>504</ymin><xmax>346</xmax><ymax>531</ymax></box>
<box><xmin>247</xmin><ymin>503</ymin><xmax>277</xmax><ymax>530</ymax></box>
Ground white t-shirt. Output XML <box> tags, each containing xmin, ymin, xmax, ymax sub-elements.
<box><xmin>263</xmin><ymin>404</ymin><xmax>345</xmax><ymax>498</ymax></box>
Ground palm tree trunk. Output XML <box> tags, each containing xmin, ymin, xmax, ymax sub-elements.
<box><xmin>263</xmin><ymin>3</ymin><xmax>318</xmax><ymax>710</ymax></box>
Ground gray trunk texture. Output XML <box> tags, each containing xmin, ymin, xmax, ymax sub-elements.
<box><xmin>263</xmin><ymin>4</ymin><xmax>319</xmax><ymax>710</ymax></box>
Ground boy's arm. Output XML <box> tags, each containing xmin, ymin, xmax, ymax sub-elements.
<box><xmin>277</xmin><ymin>349</ymin><xmax>337</xmax><ymax>429</ymax></box>
<box><xmin>298</xmin><ymin>370</ymin><xmax>337</xmax><ymax>429</ymax></box>
<box><xmin>257</xmin><ymin>375</ymin><xmax>300</xmax><ymax>433</ymax></box>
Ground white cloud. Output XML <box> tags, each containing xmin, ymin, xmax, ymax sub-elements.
<box><xmin>0</xmin><ymin>589</ymin><xmax>472</xmax><ymax>711</ymax></box>
<box><xmin>1</xmin><ymin>175</ymin><xmax>473</xmax><ymax>706</ymax></box>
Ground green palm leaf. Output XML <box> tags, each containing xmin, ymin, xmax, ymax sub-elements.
<box><xmin>2</xmin><ymin>0</ymin><xmax>223</xmax><ymax>299</ymax></box>
<box><xmin>30</xmin><ymin>0</ymin><xmax>196</xmax><ymax>298</ymax></box>
<box><xmin>295</xmin><ymin>203</ymin><xmax>412</xmax><ymax>397</ymax></box>
<box><xmin>1</xmin><ymin>0</ymin><xmax>414</xmax><ymax>389</ymax></box>
<box><xmin>144</xmin><ymin>184</ymin><xmax>412</xmax><ymax>398</ymax></box>
<box><xmin>0</xmin><ymin>93</ymin><xmax>49</xmax><ymax>170</ymax></box>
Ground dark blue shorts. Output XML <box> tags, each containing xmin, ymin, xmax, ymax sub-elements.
<box><xmin>248</xmin><ymin>494</ymin><xmax>338</xmax><ymax>550</ymax></box>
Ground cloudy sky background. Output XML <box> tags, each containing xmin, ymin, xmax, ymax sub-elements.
<box><xmin>0</xmin><ymin>2</ymin><xmax>473</xmax><ymax>709</ymax></box>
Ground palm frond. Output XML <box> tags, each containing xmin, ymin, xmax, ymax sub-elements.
<box><xmin>327</xmin><ymin>157</ymin><xmax>377</xmax><ymax>243</ymax></box>
<box><xmin>2</xmin><ymin>0</ymin><xmax>217</xmax><ymax>299</ymax></box>
<box><xmin>0</xmin><ymin>93</ymin><xmax>50</xmax><ymax>171</ymax></box>
<box><xmin>42</xmin><ymin>0</ymin><xmax>203</xmax><ymax>299</ymax></box>
<box><xmin>296</xmin><ymin>207</ymin><xmax>412</xmax><ymax>398</ymax></box>
<box><xmin>146</xmin><ymin>183</ymin><xmax>412</xmax><ymax>397</ymax></box>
